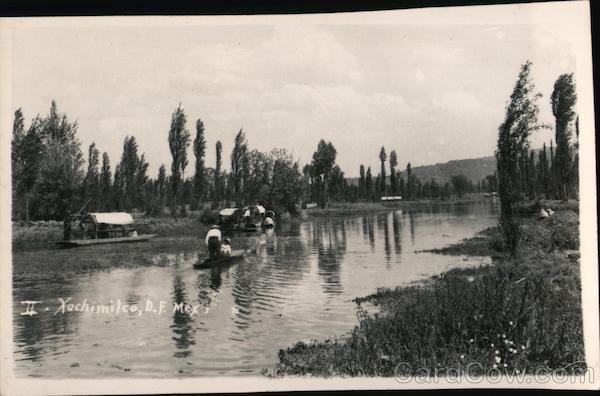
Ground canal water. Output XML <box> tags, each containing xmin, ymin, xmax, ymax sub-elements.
<box><xmin>13</xmin><ymin>200</ymin><xmax>498</xmax><ymax>377</ymax></box>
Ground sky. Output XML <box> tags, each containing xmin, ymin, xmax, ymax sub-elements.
<box><xmin>6</xmin><ymin>1</ymin><xmax>590</xmax><ymax>177</ymax></box>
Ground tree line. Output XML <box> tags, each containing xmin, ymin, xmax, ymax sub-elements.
<box><xmin>11</xmin><ymin>102</ymin><xmax>310</xmax><ymax>221</ymax></box>
<box><xmin>11</xmin><ymin>99</ymin><xmax>478</xmax><ymax>222</ymax></box>
<box><xmin>355</xmin><ymin>156</ymin><xmax>480</xmax><ymax>202</ymax></box>
<box><xmin>496</xmin><ymin>61</ymin><xmax>578</xmax><ymax>256</ymax></box>
<box><xmin>11</xmin><ymin>65</ymin><xmax>578</xmax><ymax>223</ymax></box>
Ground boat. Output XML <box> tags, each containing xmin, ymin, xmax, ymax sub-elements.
<box><xmin>57</xmin><ymin>234</ymin><xmax>157</xmax><ymax>247</ymax></box>
<box><xmin>262</xmin><ymin>216</ymin><xmax>275</xmax><ymax>228</ymax></box>
<box><xmin>193</xmin><ymin>249</ymin><xmax>246</xmax><ymax>269</ymax></box>
<box><xmin>57</xmin><ymin>212</ymin><xmax>156</xmax><ymax>247</ymax></box>
<box><xmin>218</xmin><ymin>207</ymin><xmax>262</xmax><ymax>232</ymax></box>
<box><xmin>262</xmin><ymin>209</ymin><xmax>276</xmax><ymax>228</ymax></box>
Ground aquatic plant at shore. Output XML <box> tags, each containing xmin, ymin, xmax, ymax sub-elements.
<box><xmin>268</xmin><ymin>209</ymin><xmax>584</xmax><ymax>377</ymax></box>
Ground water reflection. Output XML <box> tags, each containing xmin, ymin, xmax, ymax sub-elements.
<box><xmin>365</xmin><ymin>216</ymin><xmax>375</xmax><ymax>251</ymax></box>
<box><xmin>392</xmin><ymin>211</ymin><xmax>402</xmax><ymax>255</ymax></box>
<box><xmin>409</xmin><ymin>211</ymin><xmax>416</xmax><ymax>245</ymax></box>
<box><xmin>13</xmin><ymin>200</ymin><xmax>499</xmax><ymax>377</ymax></box>
<box><xmin>378</xmin><ymin>213</ymin><xmax>391</xmax><ymax>265</ymax></box>
<box><xmin>13</xmin><ymin>277</ymin><xmax>80</xmax><ymax>364</ymax></box>
<box><xmin>171</xmin><ymin>257</ymin><xmax>195</xmax><ymax>358</ymax></box>
<box><xmin>315</xmin><ymin>220</ymin><xmax>346</xmax><ymax>296</ymax></box>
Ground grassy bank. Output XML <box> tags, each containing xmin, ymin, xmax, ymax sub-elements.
<box><xmin>268</xmin><ymin>208</ymin><xmax>584</xmax><ymax>377</ymax></box>
<box><xmin>305</xmin><ymin>197</ymin><xmax>485</xmax><ymax>218</ymax></box>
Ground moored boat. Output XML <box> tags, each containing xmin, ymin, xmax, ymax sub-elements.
<box><xmin>262</xmin><ymin>209</ymin><xmax>276</xmax><ymax>228</ymax></box>
<box><xmin>57</xmin><ymin>233</ymin><xmax>157</xmax><ymax>247</ymax></box>
<box><xmin>218</xmin><ymin>207</ymin><xmax>262</xmax><ymax>232</ymax></box>
<box><xmin>57</xmin><ymin>212</ymin><xmax>156</xmax><ymax>247</ymax></box>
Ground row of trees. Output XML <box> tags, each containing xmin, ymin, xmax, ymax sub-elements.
<box><xmin>11</xmin><ymin>64</ymin><xmax>579</xmax><ymax>223</ymax></box>
<box><xmin>496</xmin><ymin>61</ymin><xmax>578</xmax><ymax>255</ymax></box>
<box><xmin>11</xmin><ymin>102</ymin><xmax>307</xmax><ymax>220</ymax></box>
<box><xmin>355</xmin><ymin>147</ymin><xmax>498</xmax><ymax>202</ymax></box>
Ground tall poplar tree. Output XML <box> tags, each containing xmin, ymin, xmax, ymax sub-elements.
<box><xmin>84</xmin><ymin>142</ymin><xmax>100</xmax><ymax>210</ymax></box>
<box><xmin>192</xmin><ymin>118</ymin><xmax>206</xmax><ymax>207</ymax></box>
<box><xmin>365</xmin><ymin>166</ymin><xmax>373</xmax><ymax>201</ymax></box>
<box><xmin>99</xmin><ymin>152</ymin><xmax>112</xmax><ymax>211</ymax></box>
<box><xmin>11</xmin><ymin>109</ymin><xmax>25</xmax><ymax>219</ymax></box>
<box><xmin>496</xmin><ymin>61</ymin><xmax>542</xmax><ymax>256</ymax></box>
<box><xmin>379</xmin><ymin>146</ymin><xmax>387</xmax><ymax>195</ymax></box>
<box><xmin>214</xmin><ymin>141</ymin><xmax>223</xmax><ymax>202</ymax></box>
<box><xmin>389</xmin><ymin>150</ymin><xmax>398</xmax><ymax>195</ymax></box>
<box><xmin>231</xmin><ymin>129</ymin><xmax>249</xmax><ymax>205</ymax></box>
<box><xmin>551</xmin><ymin>73</ymin><xmax>577</xmax><ymax>201</ymax></box>
<box><xmin>168</xmin><ymin>104</ymin><xmax>190</xmax><ymax>211</ymax></box>
<box><xmin>359</xmin><ymin>164</ymin><xmax>366</xmax><ymax>199</ymax></box>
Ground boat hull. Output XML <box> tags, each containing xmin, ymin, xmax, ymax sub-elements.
<box><xmin>224</xmin><ymin>225</ymin><xmax>261</xmax><ymax>232</ymax></box>
<box><xmin>56</xmin><ymin>234</ymin><xmax>157</xmax><ymax>247</ymax></box>
<box><xmin>193</xmin><ymin>250</ymin><xmax>246</xmax><ymax>269</ymax></box>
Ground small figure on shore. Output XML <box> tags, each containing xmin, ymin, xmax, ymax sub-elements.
<box><xmin>205</xmin><ymin>225</ymin><xmax>222</xmax><ymax>260</ymax></box>
<box><xmin>539</xmin><ymin>208</ymin><xmax>549</xmax><ymax>219</ymax></box>
<box><xmin>63</xmin><ymin>212</ymin><xmax>72</xmax><ymax>241</ymax></box>
<box><xmin>79</xmin><ymin>221</ymin><xmax>88</xmax><ymax>239</ymax></box>
<box><xmin>221</xmin><ymin>238</ymin><xmax>232</xmax><ymax>257</ymax></box>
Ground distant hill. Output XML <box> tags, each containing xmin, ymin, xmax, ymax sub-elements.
<box><xmin>347</xmin><ymin>155</ymin><xmax>497</xmax><ymax>186</ymax></box>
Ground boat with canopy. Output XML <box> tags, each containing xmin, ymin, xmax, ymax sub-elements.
<box><xmin>57</xmin><ymin>212</ymin><xmax>156</xmax><ymax>247</ymax></box>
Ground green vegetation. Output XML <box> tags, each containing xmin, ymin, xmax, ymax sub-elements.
<box><xmin>303</xmin><ymin>198</ymin><xmax>481</xmax><ymax>218</ymax></box>
<box><xmin>551</xmin><ymin>73</ymin><xmax>578</xmax><ymax>201</ymax></box>
<box><xmin>495</xmin><ymin>62</ymin><xmax>578</xmax><ymax>257</ymax></box>
<box><xmin>268</xmin><ymin>208</ymin><xmax>583</xmax><ymax>377</ymax></box>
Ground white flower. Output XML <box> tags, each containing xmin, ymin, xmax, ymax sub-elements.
<box><xmin>491</xmin><ymin>343</ymin><xmax>494</xmax><ymax>347</ymax></box>
<box><xmin>509</xmin><ymin>341</ymin><xmax>514</xmax><ymax>345</ymax></box>
<box><xmin>515</xmin><ymin>369</ymin><xmax>521</xmax><ymax>374</ymax></box>
<box><xmin>503</xmin><ymin>363</ymin><xmax>508</xmax><ymax>367</ymax></box>
<box><xmin>495</xmin><ymin>356</ymin><xmax>502</xmax><ymax>363</ymax></box>
<box><xmin>509</xmin><ymin>321</ymin><xmax>513</xmax><ymax>326</ymax></box>
<box><xmin>508</xmin><ymin>348</ymin><xmax>513</xmax><ymax>353</ymax></box>
<box><xmin>502</xmin><ymin>334</ymin><xmax>506</xmax><ymax>338</ymax></box>
<box><xmin>512</xmin><ymin>349</ymin><xmax>517</xmax><ymax>354</ymax></box>
<box><xmin>493</xmin><ymin>364</ymin><xmax>498</xmax><ymax>369</ymax></box>
<box><xmin>470</xmin><ymin>339</ymin><xmax>474</xmax><ymax>343</ymax></box>
<box><xmin>495</xmin><ymin>350</ymin><xmax>500</xmax><ymax>355</ymax></box>
<box><xmin>521</xmin><ymin>345</ymin><xmax>526</xmax><ymax>350</ymax></box>
<box><xmin>461</xmin><ymin>355</ymin><xmax>465</xmax><ymax>359</ymax></box>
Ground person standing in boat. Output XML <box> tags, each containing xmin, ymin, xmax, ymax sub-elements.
<box><xmin>205</xmin><ymin>225</ymin><xmax>222</xmax><ymax>260</ymax></box>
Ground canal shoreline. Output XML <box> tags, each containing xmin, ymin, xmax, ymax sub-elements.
<box><xmin>268</xmin><ymin>204</ymin><xmax>584</xmax><ymax>377</ymax></box>
<box><xmin>11</xmin><ymin>198</ymin><xmax>483</xmax><ymax>252</ymax></box>
<box><xmin>301</xmin><ymin>197</ymin><xmax>488</xmax><ymax>218</ymax></box>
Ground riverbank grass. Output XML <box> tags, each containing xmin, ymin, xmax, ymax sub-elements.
<box><xmin>269</xmin><ymin>208</ymin><xmax>583</xmax><ymax>377</ymax></box>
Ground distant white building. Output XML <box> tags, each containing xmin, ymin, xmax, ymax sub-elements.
<box><xmin>380</xmin><ymin>196</ymin><xmax>403</xmax><ymax>201</ymax></box>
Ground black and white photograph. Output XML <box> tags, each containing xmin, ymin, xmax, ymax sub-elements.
<box><xmin>0</xmin><ymin>0</ymin><xmax>599</xmax><ymax>394</ymax></box>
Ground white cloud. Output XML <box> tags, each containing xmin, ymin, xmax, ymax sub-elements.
<box><xmin>9</xmin><ymin>6</ymin><xmax>585</xmax><ymax>176</ymax></box>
